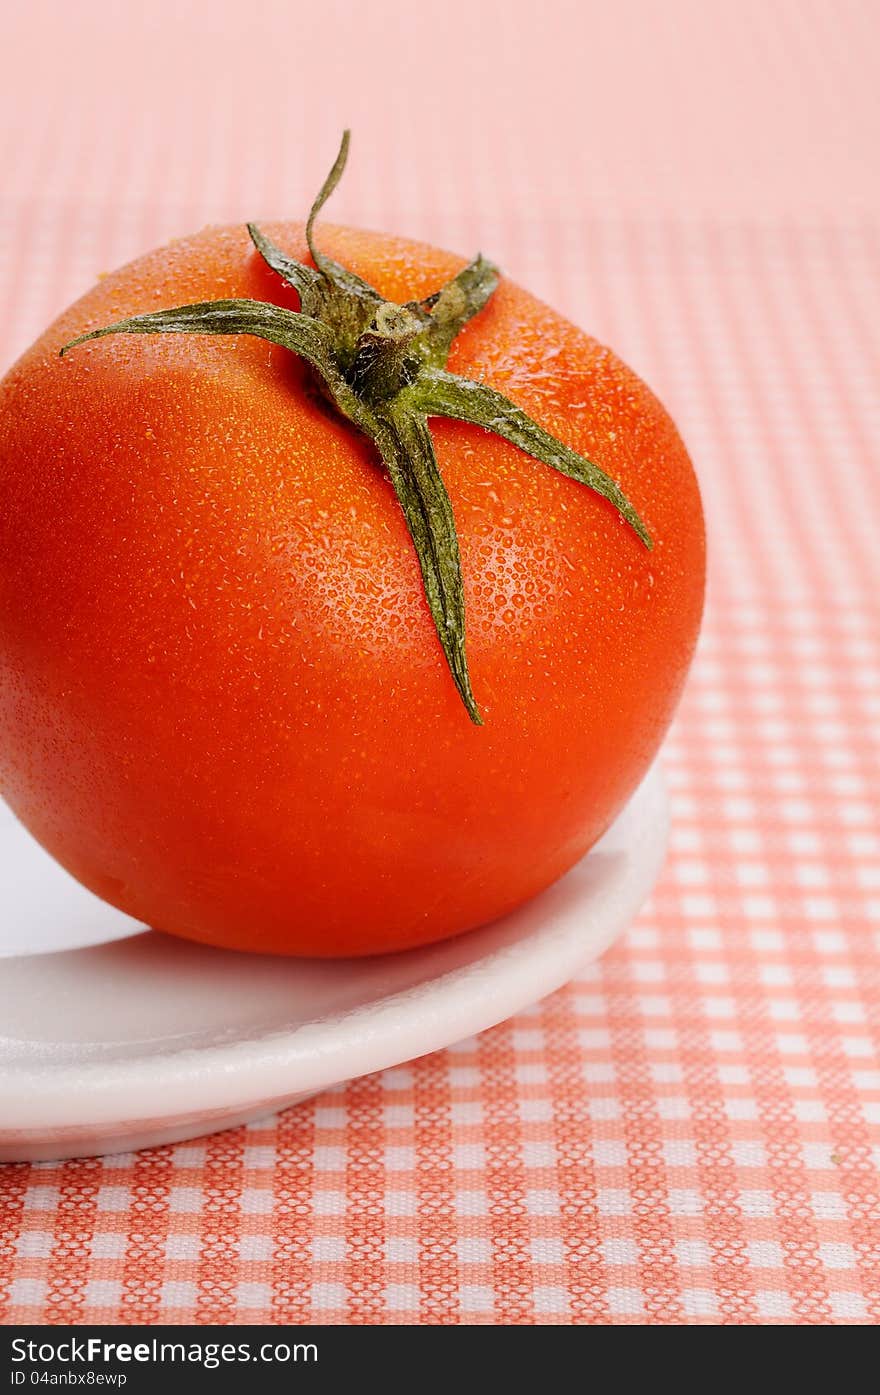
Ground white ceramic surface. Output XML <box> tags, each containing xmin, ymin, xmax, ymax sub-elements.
<box><xmin>0</xmin><ymin>765</ymin><xmax>668</xmax><ymax>1162</ymax></box>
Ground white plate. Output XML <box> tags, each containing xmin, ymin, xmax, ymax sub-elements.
<box><xmin>0</xmin><ymin>765</ymin><xmax>668</xmax><ymax>1162</ymax></box>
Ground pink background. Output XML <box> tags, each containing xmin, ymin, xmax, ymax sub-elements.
<box><xmin>1</xmin><ymin>0</ymin><xmax>879</xmax><ymax>1324</ymax></box>
<box><xmin>3</xmin><ymin>0</ymin><xmax>878</xmax><ymax>358</ymax></box>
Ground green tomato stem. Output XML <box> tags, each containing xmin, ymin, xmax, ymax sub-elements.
<box><xmin>60</xmin><ymin>131</ymin><xmax>652</xmax><ymax>726</ymax></box>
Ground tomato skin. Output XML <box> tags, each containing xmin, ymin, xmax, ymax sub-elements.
<box><xmin>0</xmin><ymin>222</ymin><xmax>705</xmax><ymax>956</ymax></box>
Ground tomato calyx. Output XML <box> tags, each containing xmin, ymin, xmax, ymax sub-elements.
<box><xmin>60</xmin><ymin>132</ymin><xmax>652</xmax><ymax>725</ymax></box>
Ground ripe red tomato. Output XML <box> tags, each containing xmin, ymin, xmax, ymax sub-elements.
<box><xmin>0</xmin><ymin>219</ymin><xmax>704</xmax><ymax>956</ymax></box>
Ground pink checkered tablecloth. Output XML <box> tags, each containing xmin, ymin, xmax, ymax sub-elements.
<box><xmin>1</xmin><ymin>0</ymin><xmax>878</xmax><ymax>1325</ymax></box>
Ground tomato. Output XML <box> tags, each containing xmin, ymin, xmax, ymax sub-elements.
<box><xmin>0</xmin><ymin>214</ymin><xmax>704</xmax><ymax>957</ymax></box>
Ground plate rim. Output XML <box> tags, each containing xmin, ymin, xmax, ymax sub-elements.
<box><xmin>0</xmin><ymin>764</ymin><xmax>668</xmax><ymax>1137</ymax></box>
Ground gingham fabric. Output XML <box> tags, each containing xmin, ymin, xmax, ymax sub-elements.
<box><xmin>1</xmin><ymin>0</ymin><xmax>878</xmax><ymax>1326</ymax></box>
